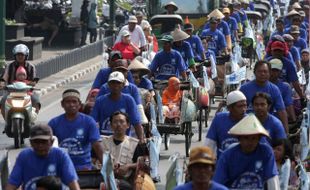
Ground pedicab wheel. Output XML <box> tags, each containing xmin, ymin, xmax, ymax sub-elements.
<box><xmin>185</xmin><ymin>122</ymin><xmax>193</xmax><ymax>157</ymax></box>
<box><xmin>164</xmin><ymin>134</ymin><xmax>170</xmax><ymax>150</ymax></box>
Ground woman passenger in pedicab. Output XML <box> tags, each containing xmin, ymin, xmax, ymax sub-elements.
<box><xmin>162</xmin><ymin>76</ymin><xmax>182</xmax><ymax>124</ymax></box>
<box><xmin>174</xmin><ymin>146</ymin><xmax>228</xmax><ymax>190</ymax></box>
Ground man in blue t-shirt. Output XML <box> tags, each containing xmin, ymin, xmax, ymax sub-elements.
<box><xmin>149</xmin><ymin>35</ymin><xmax>187</xmax><ymax>80</ymax></box>
<box><xmin>290</xmin><ymin>25</ymin><xmax>308</xmax><ymax>54</ymax></box>
<box><xmin>213</xmin><ymin>115</ymin><xmax>279</xmax><ymax>189</ymax></box>
<box><xmin>91</xmin><ymin>52</ymin><xmax>134</xmax><ymax>89</ymax></box>
<box><xmin>128</xmin><ymin>58</ymin><xmax>153</xmax><ymax>91</ymax></box>
<box><xmin>174</xmin><ymin>146</ymin><xmax>228</xmax><ymax>190</ymax></box>
<box><xmin>6</xmin><ymin>125</ymin><xmax>79</xmax><ymax>190</ymax></box>
<box><xmin>171</xmin><ymin>28</ymin><xmax>196</xmax><ymax>69</ymax></box>
<box><xmin>48</xmin><ymin>89</ymin><xmax>104</xmax><ymax>171</ymax></box>
<box><xmin>271</xmin><ymin>19</ymin><xmax>285</xmax><ymax>39</ymax></box>
<box><xmin>201</xmin><ymin>17</ymin><xmax>228</xmax><ymax>56</ymax></box>
<box><xmin>205</xmin><ymin>90</ymin><xmax>247</xmax><ymax>159</ymax></box>
<box><xmin>252</xmin><ymin>92</ymin><xmax>287</xmax><ymax>138</ymax></box>
<box><xmin>239</xmin><ymin>61</ymin><xmax>288</xmax><ymax>132</ymax></box>
<box><xmin>283</xmin><ymin>34</ymin><xmax>301</xmax><ymax>71</ymax></box>
<box><xmin>184</xmin><ymin>23</ymin><xmax>206</xmax><ymax>62</ymax></box>
<box><xmin>91</xmin><ymin>71</ymin><xmax>145</xmax><ymax>143</ymax></box>
<box><xmin>222</xmin><ymin>8</ymin><xmax>239</xmax><ymax>44</ymax></box>
<box><xmin>269</xmin><ymin>58</ymin><xmax>296</xmax><ymax>123</ymax></box>
<box><xmin>285</xmin><ymin>17</ymin><xmax>308</xmax><ymax>41</ymax></box>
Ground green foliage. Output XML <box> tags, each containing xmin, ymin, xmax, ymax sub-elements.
<box><xmin>5</xmin><ymin>19</ymin><xmax>16</xmax><ymax>25</ymax></box>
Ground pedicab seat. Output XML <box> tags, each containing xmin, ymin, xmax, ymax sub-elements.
<box><xmin>216</xmin><ymin>55</ymin><xmax>231</xmax><ymax>65</ymax></box>
<box><xmin>77</xmin><ymin>169</ymin><xmax>104</xmax><ymax>189</ymax></box>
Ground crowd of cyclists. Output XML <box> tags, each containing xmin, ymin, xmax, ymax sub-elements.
<box><xmin>1</xmin><ymin>0</ymin><xmax>310</xmax><ymax>189</ymax></box>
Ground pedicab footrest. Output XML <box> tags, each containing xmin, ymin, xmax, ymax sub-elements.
<box><xmin>157</xmin><ymin>124</ymin><xmax>182</xmax><ymax>134</ymax></box>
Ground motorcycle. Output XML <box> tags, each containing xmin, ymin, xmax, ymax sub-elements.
<box><xmin>2</xmin><ymin>79</ymin><xmax>39</xmax><ymax>148</ymax></box>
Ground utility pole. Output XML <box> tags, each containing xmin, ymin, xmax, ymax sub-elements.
<box><xmin>0</xmin><ymin>0</ymin><xmax>6</xmax><ymax>70</ymax></box>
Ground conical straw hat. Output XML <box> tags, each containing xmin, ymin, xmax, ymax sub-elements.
<box><xmin>292</xmin><ymin>2</ymin><xmax>302</xmax><ymax>10</ymax></box>
<box><xmin>208</xmin><ymin>9</ymin><xmax>225</xmax><ymax>20</ymax></box>
<box><xmin>128</xmin><ymin>58</ymin><xmax>150</xmax><ymax>75</ymax></box>
<box><xmin>287</xmin><ymin>9</ymin><xmax>301</xmax><ymax>17</ymax></box>
<box><xmin>171</xmin><ymin>28</ymin><xmax>190</xmax><ymax>42</ymax></box>
<box><xmin>228</xmin><ymin>114</ymin><xmax>270</xmax><ymax>137</ymax></box>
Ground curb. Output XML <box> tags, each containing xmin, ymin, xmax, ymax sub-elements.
<box><xmin>38</xmin><ymin>61</ymin><xmax>104</xmax><ymax>97</ymax></box>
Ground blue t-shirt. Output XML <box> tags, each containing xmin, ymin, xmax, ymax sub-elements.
<box><xmin>290</xmin><ymin>46</ymin><xmax>301</xmax><ymax>63</ymax></box>
<box><xmin>203</xmin><ymin>20</ymin><xmax>231</xmax><ymax>36</ymax></box>
<box><xmin>239</xmin><ymin>9</ymin><xmax>248</xmax><ymax>27</ymax></box>
<box><xmin>274</xmin><ymin>81</ymin><xmax>293</xmax><ymax>107</ymax></box>
<box><xmin>172</xmin><ymin>41</ymin><xmax>194</xmax><ymax>67</ymax></box>
<box><xmin>240</xmin><ymin>80</ymin><xmax>285</xmax><ymax>112</ymax></box>
<box><xmin>284</xmin><ymin>27</ymin><xmax>308</xmax><ymax>41</ymax></box>
<box><xmin>92</xmin><ymin>68</ymin><xmax>134</xmax><ymax>89</ymax></box>
<box><xmin>185</xmin><ymin>35</ymin><xmax>205</xmax><ymax>62</ymax></box>
<box><xmin>149</xmin><ymin>49</ymin><xmax>187</xmax><ymax>80</ymax></box>
<box><xmin>261</xmin><ymin>114</ymin><xmax>287</xmax><ymax>144</ymax></box>
<box><xmin>8</xmin><ymin>147</ymin><xmax>77</xmax><ymax>190</ymax></box>
<box><xmin>213</xmin><ymin>143</ymin><xmax>278</xmax><ymax>189</ymax></box>
<box><xmin>266</xmin><ymin>56</ymin><xmax>298</xmax><ymax>83</ymax></box>
<box><xmin>201</xmin><ymin>29</ymin><xmax>227</xmax><ymax>55</ymax></box>
<box><xmin>138</xmin><ymin>77</ymin><xmax>153</xmax><ymax>90</ymax></box>
<box><xmin>231</xmin><ymin>11</ymin><xmax>241</xmax><ymax>24</ymax></box>
<box><xmin>207</xmin><ymin>112</ymin><xmax>244</xmax><ymax>159</ymax></box>
<box><xmin>174</xmin><ymin>181</ymin><xmax>228</xmax><ymax>190</ymax></box>
<box><xmin>97</xmin><ymin>82</ymin><xmax>142</xmax><ymax>105</ymax></box>
<box><xmin>270</xmin><ymin>30</ymin><xmax>285</xmax><ymax>39</ymax></box>
<box><xmin>224</xmin><ymin>17</ymin><xmax>238</xmax><ymax>43</ymax></box>
<box><xmin>91</xmin><ymin>93</ymin><xmax>140</xmax><ymax>135</ymax></box>
<box><xmin>293</xmin><ymin>38</ymin><xmax>308</xmax><ymax>54</ymax></box>
<box><xmin>48</xmin><ymin>113</ymin><xmax>100</xmax><ymax>170</ymax></box>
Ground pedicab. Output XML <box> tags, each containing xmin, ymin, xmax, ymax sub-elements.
<box><xmin>151</xmin><ymin>79</ymin><xmax>197</xmax><ymax>157</ymax></box>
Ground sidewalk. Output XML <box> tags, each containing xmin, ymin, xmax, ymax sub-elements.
<box><xmin>36</xmin><ymin>55</ymin><xmax>106</xmax><ymax>96</ymax></box>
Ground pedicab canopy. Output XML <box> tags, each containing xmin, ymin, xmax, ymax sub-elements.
<box><xmin>226</xmin><ymin>90</ymin><xmax>247</xmax><ymax>106</ymax></box>
<box><xmin>228</xmin><ymin>114</ymin><xmax>270</xmax><ymax>137</ymax></box>
<box><xmin>207</xmin><ymin>9</ymin><xmax>225</xmax><ymax>20</ymax></box>
<box><xmin>171</xmin><ymin>28</ymin><xmax>190</xmax><ymax>42</ymax></box>
<box><xmin>128</xmin><ymin>58</ymin><xmax>150</xmax><ymax>75</ymax></box>
<box><xmin>188</xmin><ymin>146</ymin><xmax>216</xmax><ymax>166</ymax></box>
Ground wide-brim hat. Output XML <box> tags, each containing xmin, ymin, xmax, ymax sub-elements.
<box><xmin>228</xmin><ymin>114</ymin><xmax>270</xmax><ymax>137</ymax></box>
<box><xmin>283</xmin><ymin>34</ymin><xmax>294</xmax><ymax>41</ymax></box>
<box><xmin>222</xmin><ymin>8</ymin><xmax>231</xmax><ymax>14</ymax></box>
<box><xmin>292</xmin><ymin>2</ymin><xmax>302</xmax><ymax>10</ymax></box>
<box><xmin>188</xmin><ymin>146</ymin><xmax>216</xmax><ymax>166</ymax></box>
<box><xmin>290</xmin><ymin>25</ymin><xmax>300</xmax><ymax>34</ymax></box>
<box><xmin>164</xmin><ymin>1</ymin><xmax>178</xmax><ymax>11</ymax></box>
<box><xmin>287</xmin><ymin>9</ymin><xmax>301</xmax><ymax>17</ymax></box>
<box><xmin>128</xmin><ymin>15</ymin><xmax>138</xmax><ymax>23</ymax></box>
<box><xmin>208</xmin><ymin>9</ymin><xmax>225</xmax><ymax>20</ymax></box>
<box><xmin>171</xmin><ymin>28</ymin><xmax>190</xmax><ymax>42</ymax></box>
<box><xmin>128</xmin><ymin>58</ymin><xmax>150</xmax><ymax>75</ymax></box>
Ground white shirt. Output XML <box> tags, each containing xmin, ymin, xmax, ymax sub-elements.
<box><xmin>115</xmin><ymin>25</ymin><xmax>146</xmax><ymax>48</ymax></box>
<box><xmin>102</xmin><ymin>3</ymin><xmax>110</xmax><ymax>18</ymax></box>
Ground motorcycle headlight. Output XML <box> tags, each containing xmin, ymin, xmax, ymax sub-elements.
<box><xmin>11</xmin><ymin>99</ymin><xmax>24</xmax><ymax>108</ymax></box>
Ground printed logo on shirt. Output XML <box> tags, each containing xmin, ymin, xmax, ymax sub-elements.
<box><xmin>47</xmin><ymin>164</ymin><xmax>56</xmax><ymax>176</ymax></box>
<box><xmin>60</xmin><ymin>138</ymin><xmax>84</xmax><ymax>156</ymax></box>
<box><xmin>220</xmin><ymin>137</ymin><xmax>238</xmax><ymax>152</ymax></box>
<box><xmin>159</xmin><ymin>64</ymin><xmax>176</xmax><ymax>76</ymax></box>
<box><xmin>192</xmin><ymin>43</ymin><xmax>196</xmax><ymax>49</ymax></box>
<box><xmin>231</xmin><ymin>172</ymin><xmax>263</xmax><ymax>189</ymax></box>
<box><xmin>25</xmin><ymin>176</ymin><xmax>42</xmax><ymax>190</ymax></box>
<box><xmin>76</xmin><ymin>128</ymin><xmax>84</xmax><ymax>139</ymax></box>
<box><xmin>171</xmin><ymin>58</ymin><xmax>176</xmax><ymax>65</ymax></box>
<box><xmin>181</xmin><ymin>51</ymin><xmax>185</xmax><ymax>58</ymax></box>
<box><xmin>255</xmin><ymin>160</ymin><xmax>263</xmax><ymax>172</ymax></box>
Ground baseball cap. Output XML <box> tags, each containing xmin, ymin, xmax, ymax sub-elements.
<box><xmin>290</xmin><ymin>25</ymin><xmax>300</xmax><ymax>34</ymax></box>
<box><xmin>30</xmin><ymin>125</ymin><xmax>53</xmax><ymax>140</ymax></box>
<box><xmin>226</xmin><ymin>90</ymin><xmax>246</xmax><ymax>106</ymax></box>
<box><xmin>128</xmin><ymin>15</ymin><xmax>138</xmax><ymax>23</ymax></box>
<box><xmin>222</xmin><ymin>8</ymin><xmax>230</xmax><ymax>14</ymax></box>
<box><xmin>108</xmin><ymin>71</ymin><xmax>125</xmax><ymax>83</ymax></box>
<box><xmin>301</xmin><ymin>49</ymin><xmax>310</xmax><ymax>54</ymax></box>
<box><xmin>113</xmin><ymin>59</ymin><xmax>129</xmax><ymax>71</ymax></box>
<box><xmin>121</xmin><ymin>30</ymin><xmax>130</xmax><ymax>37</ymax></box>
<box><xmin>183</xmin><ymin>23</ymin><xmax>194</xmax><ymax>31</ymax></box>
<box><xmin>269</xmin><ymin>58</ymin><xmax>283</xmax><ymax>70</ymax></box>
<box><xmin>271</xmin><ymin>41</ymin><xmax>285</xmax><ymax>51</ymax></box>
<box><xmin>110</xmin><ymin>51</ymin><xmax>122</xmax><ymax>61</ymax></box>
<box><xmin>188</xmin><ymin>146</ymin><xmax>216</xmax><ymax>166</ymax></box>
<box><xmin>282</xmin><ymin>34</ymin><xmax>294</xmax><ymax>41</ymax></box>
<box><xmin>159</xmin><ymin>35</ymin><xmax>174</xmax><ymax>42</ymax></box>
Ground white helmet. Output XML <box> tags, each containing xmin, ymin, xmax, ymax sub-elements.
<box><xmin>12</xmin><ymin>44</ymin><xmax>29</xmax><ymax>57</ymax></box>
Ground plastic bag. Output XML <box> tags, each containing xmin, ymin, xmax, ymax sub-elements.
<box><xmin>300</xmin><ymin>111</ymin><xmax>309</xmax><ymax>161</ymax></box>
<box><xmin>279</xmin><ymin>159</ymin><xmax>291</xmax><ymax>190</ymax></box>
<box><xmin>189</xmin><ymin>71</ymin><xmax>200</xmax><ymax>88</ymax></box>
<box><xmin>101</xmin><ymin>152</ymin><xmax>118</xmax><ymax>190</ymax></box>
<box><xmin>210</xmin><ymin>55</ymin><xmax>217</xmax><ymax>79</ymax></box>
<box><xmin>203</xmin><ymin>66</ymin><xmax>210</xmax><ymax>91</ymax></box>
<box><xmin>156</xmin><ymin>91</ymin><xmax>164</xmax><ymax>124</ymax></box>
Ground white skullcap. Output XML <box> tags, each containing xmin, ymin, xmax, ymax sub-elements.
<box><xmin>227</xmin><ymin>90</ymin><xmax>246</xmax><ymax>106</ymax></box>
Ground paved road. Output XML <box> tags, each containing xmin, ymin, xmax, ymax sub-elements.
<box><xmin>0</xmin><ymin>69</ymin><xmax>223</xmax><ymax>189</ymax></box>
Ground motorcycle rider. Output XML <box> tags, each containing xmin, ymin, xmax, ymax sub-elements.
<box><xmin>0</xmin><ymin>44</ymin><xmax>40</xmax><ymax>122</ymax></box>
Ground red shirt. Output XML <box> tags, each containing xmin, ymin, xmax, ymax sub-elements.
<box><xmin>112</xmin><ymin>42</ymin><xmax>136</xmax><ymax>60</ymax></box>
